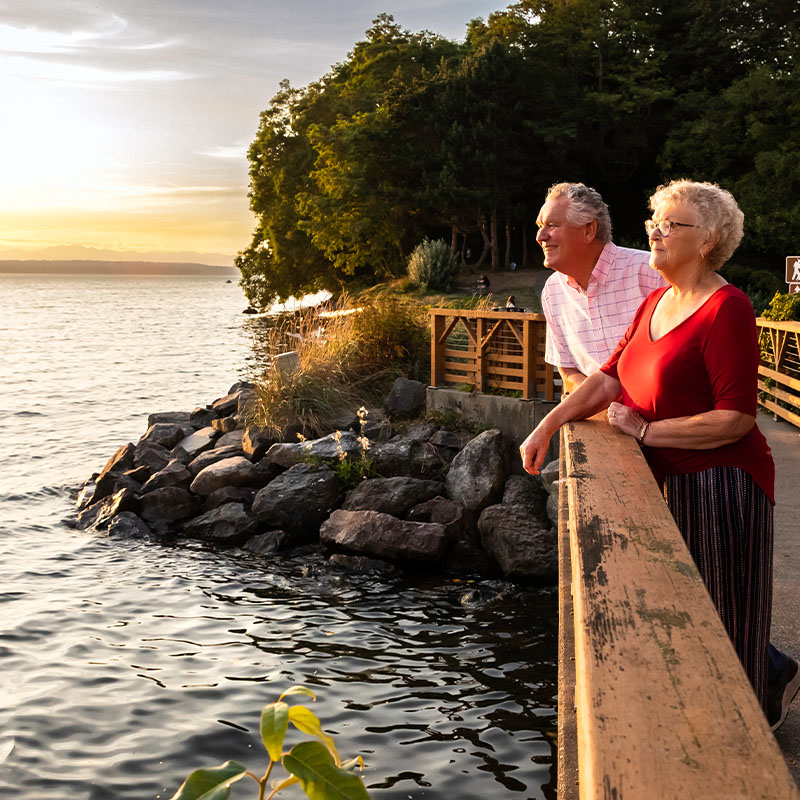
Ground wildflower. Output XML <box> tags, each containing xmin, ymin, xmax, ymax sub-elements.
<box><xmin>357</xmin><ymin>435</ymin><xmax>370</xmax><ymax>453</ymax></box>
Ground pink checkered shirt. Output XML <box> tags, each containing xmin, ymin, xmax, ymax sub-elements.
<box><xmin>541</xmin><ymin>242</ymin><xmax>666</xmax><ymax>375</ymax></box>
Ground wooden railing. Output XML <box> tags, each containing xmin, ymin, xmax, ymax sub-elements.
<box><xmin>429</xmin><ymin>308</ymin><xmax>557</xmax><ymax>400</ymax></box>
<box><xmin>558</xmin><ymin>416</ymin><xmax>799</xmax><ymax>800</ymax></box>
<box><xmin>757</xmin><ymin>317</ymin><xmax>800</xmax><ymax>428</ymax></box>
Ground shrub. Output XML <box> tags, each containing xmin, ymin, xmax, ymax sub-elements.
<box><xmin>247</xmin><ymin>294</ymin><xmax>430</xmax><ymax>436</ymax></box>
<box><xmin>407</xmin><ymin>238</ymin><xmax>460</xmax><ymax>291</ymax></box>
<box><xmin>761</xmin><ymin>290</ymin><xmax>800</xmax><ymax>322</ymax></box>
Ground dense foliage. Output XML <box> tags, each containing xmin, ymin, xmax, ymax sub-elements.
<box><xmin>237</xmin><ymin>3</ymin><xmax>799</xmax><ymax>307</ymax></box>
<box><xmin>407</xmin><ymin>238</ymin><xmax>460</xmax><ymax>291</ymax></box>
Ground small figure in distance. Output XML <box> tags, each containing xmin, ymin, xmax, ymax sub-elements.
<box><xmin>476</xmin><ymin>274</ymin><xmax>490</xmax><ymax>291</ymax></box>
<box><xmin>506</xmin><ymin>295</ymin><xmax>517</xmax><ymax>311</ymax></box>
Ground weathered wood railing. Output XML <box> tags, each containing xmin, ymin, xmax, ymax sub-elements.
<box><xmin>558</xmin><ymin>416</ymin><xmax>799</xmax><ymax>799</ymax></box>
<box><xmin>757</xmin><ymin>317</ymin><xmax>800</xmax><ymax>428</ymax></box>
<box><xmin>429</xmin><ymin>308</ymin><xmax>557</xmax><ymax>400</ymax></box>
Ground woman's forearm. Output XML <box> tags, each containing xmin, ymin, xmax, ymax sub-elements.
<box><xmin>643</xmin><ymin>409</ymin><xmax>754</xmax><ymax>449</ymax></box>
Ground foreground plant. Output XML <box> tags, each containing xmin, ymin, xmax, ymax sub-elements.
<box><xmin>169</xmin><ymin>686</ymin><xmax>370</xmax><ymax>800</ymax></box>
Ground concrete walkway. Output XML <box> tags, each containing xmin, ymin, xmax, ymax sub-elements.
<box><xmin>760</xmin><ymin>410</ymin><xmax>800</xmax><ymax>783</ymax></box>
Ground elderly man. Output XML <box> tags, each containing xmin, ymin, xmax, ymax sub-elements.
<box><xmin>536</xmin><ymin>182</ymin><xmax>665</xmax><ymax>393</ymax></box>
<box><xmin>534</xmin><ymin>180</ymin><xmax>799</xmax><ymax>732</ymax></box>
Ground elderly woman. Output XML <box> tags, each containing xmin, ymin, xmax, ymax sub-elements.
<box><xmin>520</xmin><ymin>179</ymin><xmax>781</xmax><ymax>717</ymax></box>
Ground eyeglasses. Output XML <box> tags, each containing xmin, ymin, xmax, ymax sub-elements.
<box><xmin>645</xmin><ymin>219</ymin><xmax>699</xmax><ymax>237</ymax></box>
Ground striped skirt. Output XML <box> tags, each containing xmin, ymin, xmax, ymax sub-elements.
<box><xmin>663</xmin><ymin>466</ymin><xmax>773</xmax><ymax>710</ymax></box>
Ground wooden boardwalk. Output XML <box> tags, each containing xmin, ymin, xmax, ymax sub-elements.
<box><xmin>758</xmin><ymin>410</ymin><xmax>800</xmax><ymax>784</ymax></box>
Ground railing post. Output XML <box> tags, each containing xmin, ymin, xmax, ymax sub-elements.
<box><xmin>430</xmin><ymin>310</ymin><xmax>445</xmax><ymax>388</ymax></box>
<box><xmin>476</xmin><ymin>316</ymin><xmax>487</xmax><ymax>392</ymax></box>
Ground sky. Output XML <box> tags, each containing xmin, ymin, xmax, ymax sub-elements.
<box><xmin>0</xmin><ymin>0</ymin><xmax>505</xmax><ymax>265</ymax></box>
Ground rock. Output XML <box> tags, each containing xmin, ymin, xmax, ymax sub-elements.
<box><xmin>84</xmin><ymin>470</ymin><xmax>142</xmax><ymax>507</ymax></box>
<box><xmin>445</xmin><ymin>429</ymin><xmax>507</xmax><ymax>513</ymax></box>
<box><xmin>97</xmin><ymin>442</ymin><xmax>135</xmax><ymax>481</ymax></box>
<box><xmin>242</xmin><ymin>530</ymin><xmax>292</xmax><ymax>555</ymax></box>
<box><xmin>190</xmin><ymin>407</ymin><xmax>219</xmax><ymax>429</ymax></box>
<box><xmin>139</xmin><ymin>487</ymin><xmax>199</xmax><ymax>526</ymax></box>
<box><xmin>211</xmin><ymin>391</ymin><xmax>240</xmax><ymax>417</ymax></box>
<box><xmin>369</xmin><ymin>436</ymin><xmax>414</xmax><ymax>477</ymax></box>
<box><xmin>251</xmin><ymin>459</ymin><xmax>285</xmax><ymax>487</ymax></box>
<box><xmin>252</xmin><ymin>463</ymin><xmax>343</xmax><ymax>538</ymax></box>
<box><xmin>320</xmin><ymin>509</ymin><xmax>448</xmax><ymax>563</ymax></box>
<box><xmin>430</xmin><ymin>429</ymin><xmax>473</xmax><ymax>452</ymax></box>
<box><xmin>361</xmin><ymin>419</ymin><xmax>393</xmax><ymax>443</ymax></box>
<box><xmin>190</xmin><ymin>456</ymin><xmax>260</xmax><ymax>496</ymax></box>
<box><xmin>328</xmin><ymin>553</ymin><xmax>401</xmax><ymax>575</ymax></box>
<box><xmin>502</xmin><ymin>475</ymin><xmax>548</xmax><ymax>517</ymax></box>
<box><xmin>478</xmin><ymin>503</ymin><xmax>557</xmax><ymax>580</ymax></box>
<box><xmin>404</xmin><ymin>420</ymin><xmax>438</xmax><ymax>441</ymax></box>
<box><xmin>140</xmin><ymin>459</ymin><xmax>193</xmax><ymax>495</ymax></box>
<box><xmin>107</xmin><ymin>512</ymin><xmax>154</xmax><ymax>540</ymax></box>
<box><xmin>187</xmin><ymin>445</ymin><xmax>246</xmax><ymax>476</ymax></box>
<box><xmin>343</xmin><ymin>477</ymin><xmax>446</xmax><ymax>516</ymax></box>
<box><xmin>77</xmin><ymin>487</ymin><xmax>138</xmax><ymax>531</ymax></box>
<box><xmin>182</xmin><ymin>503</ymin><xmax>260</xmax><ymax>545</ymax></box>
<box><xmin>546</xmin><ymin>484</ymin><xmax>562</xmax><ymax>528</ymax></box>
<box><xmin>228</xmin><ymin>379</ymin><xmax>254</xmax><ymax>394</ymax></box>
<box><xmin>172</xmin><ymin>426</ymin><xmax>218</xmax><ymax>462</ymax></box>
<box><xmin>540</xmin><ymin>459</ymin><xmax>560</xmax><ymax>494</ymax></box>
<box><xmin>273</xmin><ymin>351</ymin><xmax>300</xmax><ymax>378</ymax></box>
<box><xmin>406</xmin><ymin>495</ymin><xmax>473</xmax><ymax>543</ymax></box>
<box><xmin>383</xmin><ymin>377</ymin><xmax>426</xmax><ymax>418</ymax></box>
<box><xmin>216</xmin><ymin>430</ymin><xmax>244</xmax><ymax>449</ymax></box>
<box><xmin>242</xmin><ymin>426</ymin><xmax>275</xmax><ymax>461</ymax></box>
<box><xmin>75</xmin><ymin>478</ymin><xmax>97</xmax><ymax>509</ymax></box>
<box><xmin>212</xmin><ymin>416</ymin><xmax>238</xmax><ymax>434</ymax></box>
<box><xmin>124</xmin><ymin>466</ymin><xmax>152</xmax><ymax>483</ymax></box>
<box><xmin>134</xmin><ymin>441</ymin><xmax>172</xmax><ymax>473</ymax></box>
<box><xmin>409</xmin><ymin>440</ymin><xmax>445</xmax><ymax>477</ymax></box>
<box><xmin>328</xmin><ymin>408</ymin><xmax>359</xmax><ymax>432</ymax></box>
<box><xmin>202</xmin><ymin>486</ymin><xmax>258</xmax><ymax>512</ymax></box>
<box><xmin>148</xmin><ymin>411</ymin><xmax>191</xmax><ymax>428</ymax></box>
<box><xmin>265</xmin><ymin>431</ymin><xmax>362</xmax><ymax>469</ymax></box>
<box><xmin>236</xmin><ymin>388</ymin><xmax>256</xmax><ymax>416</ymax></box>
<box><xmin>139</xmin><ymin>422</ymin><xmax>186</xmax><ymax>450</ymax></box>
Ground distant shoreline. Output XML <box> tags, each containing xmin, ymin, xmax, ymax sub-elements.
<box><xmin>0</xmin><ymin>259</ymin><xmax>239</xmax><ymax>277</ymax></box>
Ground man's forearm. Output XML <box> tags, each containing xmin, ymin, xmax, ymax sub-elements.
<box><xmin>558</xmin><ymin>367</ymin><xmax>588</xmax><ymax>395</ymax></box>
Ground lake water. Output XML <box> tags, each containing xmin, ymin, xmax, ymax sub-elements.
<box><xmin>0</xmin><ymin>274</ymin><xmax>557</xmax><ymax>800</ymax></box>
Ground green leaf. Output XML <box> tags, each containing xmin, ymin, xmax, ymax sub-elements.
<box><xmin>261</xmin><ymin>701</ymin><xmax>290</xmax><ymax>761</ymax></box>
<box><xmin>279</xmin><ymin>685</ymin><xmax>317</xmax><ymax>702</ymax></box>
<box><xmin>168</xmin><ymin>760</ymin><xmax>248</xmax><ymax>800</ymax></box>
<box><xmin>288</xmin><ymin>706</ymin><xmax>340</xmax><ymax>765</ymax></box>
<box><xmin>283</xmin><ymin>741</ymin><xmax>370</xmax><ymax>800</ymax></box>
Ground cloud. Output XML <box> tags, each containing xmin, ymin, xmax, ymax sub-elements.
<box><xmin>197</xmin><ymin>144</ymin><xmax>250</xmax><ymax>161</ymax></box>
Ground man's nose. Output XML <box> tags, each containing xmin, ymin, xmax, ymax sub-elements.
<box><xmin>536</xmin><ymin>227</ymin><xmax>547</xmax><ymax>243</ymax></box>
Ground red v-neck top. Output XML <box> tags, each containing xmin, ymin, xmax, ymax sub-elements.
<box><xmin>599</xmin><ymin>284</ymin><xmax>774</xmax><ymax>503</ymax></box>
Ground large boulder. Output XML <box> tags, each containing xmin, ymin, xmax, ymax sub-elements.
<box><xmin>77</xmin><ymin>487</ymin><xmax>138</xmax><ymax>530</ymax></box>
<box><xmin>97</xmin><ymin>442</ymin><xmax>136</xmax><ymax>481</ymax></box>
<box><xmin>139</xmin><ymin>487</ymin><xmax>199</xmax><ymax>526</ymax></box>
<box><xmin>369</xmin><ymin>436</ymin><xmax>414</xmax><ymax>477</ymax></box>
<box><xmin>445</xmin><ymin>429</ymin><xmax>507</xmax><ymax>512</ymax></box>
<box><xmin>265</xmin><ymin>431</ymin><xmax>362</xmax><ymax>469</ymax></box>
<box><xmin>190</xmin><ymin>406</ymin><xmax>219</xmax><ymax>429</ymax></box>
<box><xmin>190</xmin><ymin>456</ymin><xmax>260</xmax><ymax>496</ymax></box>
<box><xmin>81</xmin><ymin>470</ymin><xmax>142</xmax><ymax>509</ymax></box>
<box><xmin>172</xmin><ymin>426</ymin><xmax>218</xmax><ymax>462</ymax></box>
<box><xmin>202</xmin><ymin>486</ymin><xmax>258</xmax><ymax>512</ymax></box>
<box><xmin>107</xmin><ymin>512</ymin><xmax>154</xmax><ymax>540</ymax></box>
<box><xmin>242</xmin><ymin>426</ymin><xmax>276</xmax><ymax>461</ymax></box>
<box><xmin>139</xmin><ymin>422</ymin><xmax>186</xmax><ymax>450</ymax></box>
<box><xmin>383</xmin><ymin>377</ymin><xmax>426</xmax><ymax>418</ymax></box>
<box><xmin>212</xmin><ymin>416</ymin><xmax>238</xmax><ymax>434</ymax></box>
<box><xmin>148</xmin><ymin>411</ymin><xmax>191</xmax><ymax>428</ymax></box>
<box><xmin>140</xmin><ymin>459</ymin><xmax>193</xmax><ymax>495</ymax></box>
<box><xmin>187</xmin><ymin>444</ymin><xmax>246</xmax><ymax>476</ymax></box>
<box><xmin>242</xmin><ymin>530</ymin><xmax>292</xmax><ymax>555</ymax></box>
<box><xmin>216</xmin><ymin>430</ymin><xmax>244</xmax><ymax>449</ymax></box>
<box><xmin>252</xmin><ymin>463</ymin><xmax>343</xmax><ymax>538</ymax></box>
<box><xmin>134</xmin><ymin>441</ymin><xmax>171</xmax><ymax>473</ymax></box>
<box><xmin>343</xmin><ymin>477</ymin><xmax>445</xmax><ymax>517</ymax></box>
<box><xmin>502</xmin><ymin>475</ymin><xmax>548</xmax><ymax>518</ymax></box>
<box><xmin>478</xmin><ymin>504</ymin><xmax>557</xmax><ymax>580</ymax></box>
<box><xmin>320</xmin><ymin>510</ymin><xmax>448</xmax><ymax>564</ymax></box>
<box><xmin>182</xmin><ymin>503</ymin><xmax>260</xmax><ymax>545</ymax></box>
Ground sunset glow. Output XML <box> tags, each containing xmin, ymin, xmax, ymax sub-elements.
<box><xmin>1</xmin><ymin>1</ymin><xmax>501</xmax><ymax>266</ymax></box>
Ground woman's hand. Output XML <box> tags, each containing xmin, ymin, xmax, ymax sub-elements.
<box><xmin>520</xmin><ymin>425</ymin><xmax>553</xmax><ymax>475</ymax></box>
<box><xmin>607</xmin><ymin>401</ymin><xmax>647</xmax><ymax>440</ymax></box>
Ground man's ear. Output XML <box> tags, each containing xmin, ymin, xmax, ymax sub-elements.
<box><xmin>584</xmin><ymin>219</ymin><xmax>598</xmax><ymax>243</ymax></box>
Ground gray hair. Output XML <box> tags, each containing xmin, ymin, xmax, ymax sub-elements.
<box><xmin>648</xmin><ymin>179</ymin><xmax>744</xmax><ymax>271</ymax></box>
<box><xmin>545</xmin><ymin>182</ymin><xmax>612</xmax><ymax>243</ymax></box>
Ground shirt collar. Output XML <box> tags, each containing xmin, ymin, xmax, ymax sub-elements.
<box><xmin>565</xmin><ymin>242</ymin><xmax>617</xmax><ymax>293</ymax></box>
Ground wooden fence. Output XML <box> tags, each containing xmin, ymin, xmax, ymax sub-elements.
<box><xmin>757</xmin><ymin>317</ymin><xmax>800</xmax><ymax>428</ymax></box>
<box><xmin>429</xmin><ymin>308</ymin><xmax>557</xmax><ymax>400</ymax></box>
<box><xmin>558</xmin><ymin>416</ymin><xmax>800</xmax><ymax>800</ymax></box>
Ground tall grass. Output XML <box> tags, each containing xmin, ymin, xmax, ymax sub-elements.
<box><xmin>247</xmin><ymin>294</ymin><xmax>430</xmax><ymax>436</ymax></box>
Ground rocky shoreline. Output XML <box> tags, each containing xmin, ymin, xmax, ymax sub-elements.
<box><xmin>74</xmin><ymin>377</ymin><xmax>559</xmax><ymax>581</ymax></box>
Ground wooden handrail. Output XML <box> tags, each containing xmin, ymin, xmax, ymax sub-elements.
<box><xmin>429</xmin><ymin>308</ymin><xmax>556</xmax><ymax>400</ymax></box>
<box><xmin>558</xmin><ymin>417</ymin><xmax>800</xmax><ymax>799</ymax></box>
<box><xmin>756</xmin><ymin>317</ymin><xmax>800</xmax><ymax>428</ymax></box>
